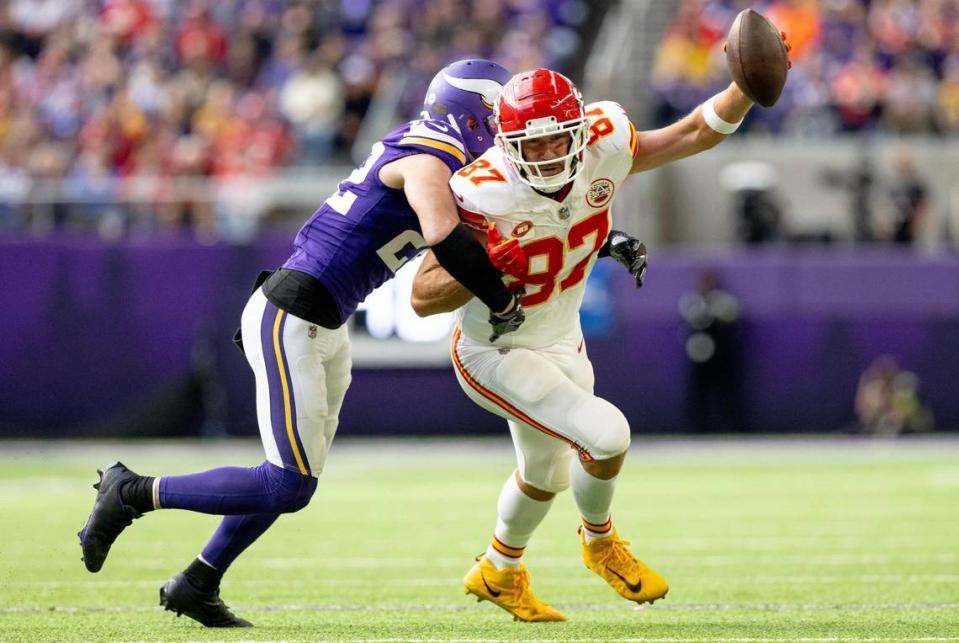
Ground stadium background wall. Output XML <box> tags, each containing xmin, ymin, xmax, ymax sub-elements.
<box><xmin>2</xmin><ymin>236</ymin><xmax>956</xmax><ymax>437</ymax></box>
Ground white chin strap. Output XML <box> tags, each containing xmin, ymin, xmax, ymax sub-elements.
<box><xmin>497</xmin><ymin>116</ymin><xmax>588</xmax><ymax>192</ymax></box>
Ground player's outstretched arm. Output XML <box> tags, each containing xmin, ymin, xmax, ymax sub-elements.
<box><xmin>630</xmin><ymin>81</ymin><xmax>753</xmax><ymax>174</ymax></box>
<box><xmin>630</xmin><ymin>20</ymin><xmax>789</xmax><ymax>174</ymax></box>
<box><xmin>381</xmin><ymin>153</ymin><xmax>519</xmax><ymax>319</ymax></box>
<box><xmin>410</xmin><ymin>250</ymin><xmax>474</xmax><ymax>317</ymax></box>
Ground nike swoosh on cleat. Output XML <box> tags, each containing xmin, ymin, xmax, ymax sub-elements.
<box><xmin>608</xmin><ymin>568</ymin><xmax>643</xmax><ymax>593</ymax></box>
<box><xmin>480</xmin><ymin>572</ymin><xmax>502</xmax><ymax>598</ymax></box>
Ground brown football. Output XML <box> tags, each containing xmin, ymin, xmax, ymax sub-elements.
<box><xmin>725</xmin><ymin>8</ymin><xmax>789</xmax><ymax>107</ymax></box>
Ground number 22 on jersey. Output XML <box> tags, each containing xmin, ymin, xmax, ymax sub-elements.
<box><xmin>325</xmin><ymin>142</ymin><xmax>386</xmax><ymax>215</ymax></box>
<box><xmin>513</xmin><ymin>208</ymin><xmax>610</xmax><ymax>307</ymax></box>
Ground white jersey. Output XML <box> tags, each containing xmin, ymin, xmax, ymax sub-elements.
<box><xmin>451</xmin><ymin>101</ymin><xmax>639</xmax><ymax>348</ymax></box>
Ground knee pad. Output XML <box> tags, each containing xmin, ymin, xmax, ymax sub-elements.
<box><xmin>285</xmin><ymin>474</ymin><xmax>317</xmax><ymax>512</ymax></box>
<box><xmin>508</xmin><ymin>419</ymin><xmax>575</xmax><ymax>493</ymax></box>
<box><xmin>517</xmin><ymin>448</ymin><xmax>574</xmax><ymax>494</ymax></box>
<box><xmin>568</xmin><ymin>396</ymin><xmax>631</xmax><ymax>460</ymax></box>
<box><xmin>261</xmin><ymin>462</ymin><xmax>318</xmax><ymax>513</ymax></box>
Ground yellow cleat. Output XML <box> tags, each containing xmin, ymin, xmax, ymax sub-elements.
<box><xmin>579</xmin><ymin>527</ymin><xmax>669</xmax><ymax>604</ymax></box>
<box><xmin>463</xmin><ymin>555</ymin><xmax>567</xmax><ymax>622</ymax></box>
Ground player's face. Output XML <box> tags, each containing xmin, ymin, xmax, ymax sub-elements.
<box><xmin>521</xmin><ymin>133</ymin><xmax>572</xmax><ymax>176</ymax></box>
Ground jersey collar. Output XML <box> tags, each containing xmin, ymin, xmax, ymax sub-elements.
<box><xmin>533</xmin><ymin>181</ymin><xmax>574</xmax><ymax>203</ymax></box>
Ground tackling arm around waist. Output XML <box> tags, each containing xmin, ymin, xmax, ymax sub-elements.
<box><xmin>410</xmin><ymin>249</ymin><xmax>475</xmax><ymax>317</ymax></box>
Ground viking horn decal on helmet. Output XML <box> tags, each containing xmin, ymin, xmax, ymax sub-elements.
<box><xmin>441</xmin><ymin>72</ymin><xmax>504</xmax><ymax>107</ymax></box>
<box><xmin>424</xmin><ymin>59</ymin><xmax>512</xmax><ymax>160</ymax></box>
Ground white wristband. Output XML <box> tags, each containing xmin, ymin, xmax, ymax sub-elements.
<box><xmin>702</xmin><ymin>95</ymin><xmax>743</xmax><ymax>135</ymax></box>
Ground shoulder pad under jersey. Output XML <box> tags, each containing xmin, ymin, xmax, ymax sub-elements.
<box><xmin>393</xmin><ymin>119</ymin><xmax>469</xmax><ymax>171</ymax></box>
<box><xmin>449</xmin><ymin>150</ymin><xmax>521</xmax><ymax>230</ymax></box>
<box><xmin>585</xmin><ymin>101</ymin><xmax>638</xmax><ymax>161</ymax></box>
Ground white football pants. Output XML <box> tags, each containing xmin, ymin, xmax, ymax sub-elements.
<box><xmin>451</xmin><ymin>327</ymin><xmax>631</xmax><ymax>493</ymax></box>
<box><xmin>241</xmin><ymin>288</ymin><xmax>352</xmax><ymax>477</ymax></box>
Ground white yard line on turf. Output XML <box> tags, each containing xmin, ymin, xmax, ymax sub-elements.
<box><xmin>3</xmin><ymin>602</ymin><xmax>958</xmax><ymax>613</ymax></box>
<box><xmin>10</xmin><ymin>573</ymin><xmax>959</xmax><ymax>588</ymax></box>
<box><xmin>93</xmin><ymin>639</ymin><xmax>959</xmax><ymax>643</ymax></box>
<box><xmin>327</xmin><ymin>639</ymin><xmax>959</xmax><ymax>643</ymax></box>
<box><xmin>249</xmin><ymin>552</ymin><xmax>959</xmax><ymax>567</ymax></box>
<box><xmin>17</xmin><ymin>552</ymin><xmax>953</xmax><ymax>571</ymax></box>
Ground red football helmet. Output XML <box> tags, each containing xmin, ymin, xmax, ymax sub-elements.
<box><xmin>494</xmin><ymin>69</ymin><xmax>588</xmax><ymax>192</ymax></box>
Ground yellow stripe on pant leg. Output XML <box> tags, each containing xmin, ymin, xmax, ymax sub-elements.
<box><xmin>273</xmin><ymin>310</ymin><xmax>308</xmax><ymax>475</ymax></box>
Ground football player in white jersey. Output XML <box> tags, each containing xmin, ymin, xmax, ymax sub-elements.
<box><xmin>411</xmin><ymin>68</ymin><xmax>758</xmax><ymax>622</ymax></box>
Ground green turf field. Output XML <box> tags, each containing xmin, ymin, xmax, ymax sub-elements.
<box><xmin>1</xmin><ymin>437</ymin><xmax>957</xmax><ymax>642</ymax></box>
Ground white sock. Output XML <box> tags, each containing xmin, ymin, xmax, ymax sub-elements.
<box><xmin>485</xmin><ymin>472</ymin><xmax>553</xmax><ymax>569</ymax></box>
<box><xmin>571</xmin><ymin>460</ymin><xmax>617</xmax><ymax>543</ymax></box>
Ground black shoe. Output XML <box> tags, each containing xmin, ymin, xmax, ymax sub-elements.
<box><xmin>78</xmin><ymin>462</ymin><xmax>143</xmax><ymax>573</ymax></box>
<box><xmin>160</xmin><ymin>572</ymin><xmax>253</xmax><ymax>627</ymax></box>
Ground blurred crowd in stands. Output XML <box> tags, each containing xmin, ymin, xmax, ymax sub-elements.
<box><xmin>1</xmin><ymin>0</ymin><xmax>954</xmax><ymax>242</ymax></box>
<box><xmin>0</xmin><ymin>0</ymin><xmax>588</xmax><ymax>234</ymax></box>
<box><xmin>653</xmin><ymin>0</ymin><xmax>959</xmax><ymax>135</ymax></box>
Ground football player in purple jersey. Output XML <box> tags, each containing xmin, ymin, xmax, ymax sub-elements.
<box><xmin>77</xmin><ymin>59</ymin><xmax>519</xmax><ymax>628</ymax></box>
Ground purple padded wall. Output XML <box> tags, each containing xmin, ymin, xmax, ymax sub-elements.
<box><xmin>1</xmin><ymin>236</ymin><xmax>955</xmax><ymax>436</ymax></box>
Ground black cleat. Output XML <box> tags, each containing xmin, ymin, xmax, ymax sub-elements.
<box><xmin>160</xmin><ymin>572</ymin><xmax>253</xmax><ymax>627</ymax></box>
<box><xmin>77</xmin><ymin>462</ymin><xmax>143</xmax><ymax>573</ymax></box>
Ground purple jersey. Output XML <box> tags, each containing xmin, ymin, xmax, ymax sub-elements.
<box><xmin>283</xmin><ymin>119</ymin><xmax>469</xmax><ymax>321</ymax></box>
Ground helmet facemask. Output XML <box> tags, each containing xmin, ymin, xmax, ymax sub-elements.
<box><xmin>496</xmin><ymin>114</ymin><xmax>588</xmax><ymax>192</ymax></box>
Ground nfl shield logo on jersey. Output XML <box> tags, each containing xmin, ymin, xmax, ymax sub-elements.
<box><xmin>586</xmin><ymin>178</ymin><xmax>615</xmax><ymax>208</ymax></box>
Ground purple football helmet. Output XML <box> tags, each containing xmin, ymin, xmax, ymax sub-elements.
<box><xmin>423</xmin><ymin>59</ymin><xmax>512</xmax><ymax>160</ymax></box>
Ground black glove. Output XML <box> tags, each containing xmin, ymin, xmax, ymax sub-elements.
<box><xmin>488</xmin><ymin>290</ymin><xmax>525</xmax><ymax>342</ymax></box>
<box><xmin>604</xmin><ymin>230</ymin><xmax>647</xmax><ymax>288</ymax></box>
